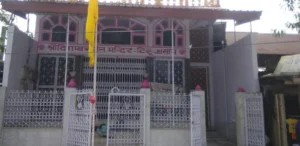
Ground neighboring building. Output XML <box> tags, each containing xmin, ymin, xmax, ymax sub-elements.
<box><xmin>0</xmin><ymin>1</ymin><xmax>262</xmax><ymax>146</ymax></box>
<box><xmin>227</xmin><ymin>32</ymin><xmax>300</xmax><ymax>75</ymax></box>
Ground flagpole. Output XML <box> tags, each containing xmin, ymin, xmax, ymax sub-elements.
<box><xmin>170</xmin><ymin>17</ymin><xmax>175</xmax><ymax>146</ymax></box>
<box><xmin>92</xmin><ymin>21</ymin><xmax>98</xmax><ymax>146</ymax></box>
<box><xmin>64</xmin><ymin>14</ymin><xmax>70</xmax><ymax>88</ymax></box>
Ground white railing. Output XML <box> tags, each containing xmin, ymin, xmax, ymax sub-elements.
<box><xmin>150</xmin><ymin>92</ymin><xmax>190</xmax><ymax>128</ymax></box>
<box><xmin>3</xmin><ymin>90</ymin><xmax>64</xmax><ymax>128</ymax></box>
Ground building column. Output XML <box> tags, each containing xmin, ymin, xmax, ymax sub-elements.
<box><xmin>0</xmin><ymin>87</ymin><xmax>7</xmax><ymax>145</ymax></box>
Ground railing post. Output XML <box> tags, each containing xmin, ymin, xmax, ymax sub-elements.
<box><xmin>0</xmin><ymin>87</ymin><xmax>7</xmax><ymax>145</ymax></box>
<box><xmin>140</xmin><ymin>79</ymin><xmax>151</xmax><ymax>146</ymax></box>
<box><xmin>62</xmin><ymin>87</ymin><xmax>77</xmax><ymax>146</ymax></box>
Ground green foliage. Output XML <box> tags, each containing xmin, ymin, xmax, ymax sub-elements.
<box><xmin>275</xmin><ymin>0</ymin><xmax>300</xmax><ymax>36</ymax></box>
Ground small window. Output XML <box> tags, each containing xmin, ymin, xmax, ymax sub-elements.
<box><xmin>156</xmin><ymin>26</ymin><xmax>162</xmax><ymax>34</ymax></box>
<box><xmin>43</xmin><ymin>20</ymin><xmax>52</xmax><ymax>30</ymax></box>
<box><xmin>133</xmin><ymin>36</ymin><xmax>145</xmax><ymax>45</ymax></box>
<box><xmin>70</xmin><ymin>22</ymin><xmax>76</xmax><ymax>31</ymax></box>
<box><xmin>132</xmin><ymin>24</ymin><xmax>145</xmax><ymax>33</ymax></box>
<box><xmin>42</xmin><ymin>33</ymin><xmax>50</xmax><ymax>41</ymax></box>
<box><xmin>52</xmin><ymin>26</ymin><xmax>66</xmax><ymax>42</ymax></box>
<box><xmin>50</xmin><ymin>16</ymin><xmax>59</xmax><ymax>25</ymax></box>
<box><xmin>101</xmin><ymin>19</ymin><xmax>115</xmax><ymax>27</ymax></box>
<box><xmin>177</xmin><ymin>26</ymin><xmax>183</xmax><ymax>34</ymax></box>
<box><xmin>118</xmin><ymin>19</ymin><xmax>130</xmax><ymax>28</ymax></box>
<box><xmin>69</xmin><ymin>34</ymin><xmax>75</xmax><ymax>42</ymax></box>
<box><xmin>101</xmin><ymin>28</ymin><xmax>130</xmax><ymax>45</ymax></box>
<box><xmin>178</xmin><ymin>38</ymin><xmax>183</xmax><ymax>46</ymax></box>
<box><xmin>62</xmin><ymin>16</ymin><xmax>68</xmax><ymax>25</ymax></box>
<box><xmin>163</xmin><ymin>30</ymin><xmax>175</xmax><ymax>46</ymax></box>
<box><xmin>162</xmin><ymin>20</ymin><xmax>168</xmax><ymax>29</ymax></box>
<box><xmin>155</xmin><ymin>37</ymin><xmax>161</xmax><ymax>45</ymax></box>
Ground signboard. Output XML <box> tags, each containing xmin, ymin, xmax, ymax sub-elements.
<box><xmin>37</xmin><ymin>43</ymin><xmax>187</xmax><ymax>58</ymax></box>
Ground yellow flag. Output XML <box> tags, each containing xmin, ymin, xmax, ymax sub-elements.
<box><xmin>85</xmin><ymin>0</ymin><xmax>99</xmax><ymax>67</ymax></box>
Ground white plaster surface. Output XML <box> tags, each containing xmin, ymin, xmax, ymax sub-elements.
<box><xmin>211</xmin><ymin>34</ymin><xmax>259</xmax><ymax>142</ymax></box>
<box><xmin>150</xmin><ymin>129</ymin><xmax>190</xmax><ymax>146</ymax></box>
<box><xmin>1</xmin><ymin>128</ymin><xmax>62</xmax><ymax>146</ymax></box>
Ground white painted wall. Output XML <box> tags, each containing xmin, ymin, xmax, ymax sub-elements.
<box><xmin>1</xmin><ymin>128</ymin><xmax>62</xmax><ymax>146</ymax></box>
<box><xmin>151</xmin><ymin>129</ymin><xmax>190</xmax><ymax>146</ymax></box>
<box><xmin>211</xmin><ymin>34</ymin><xmax>259</xmax><ymax>142</ymax></box>
<box><xmin>3</xmin><ymin>25</ymin><xmax>37</xmax><ymax>90</ymax></box>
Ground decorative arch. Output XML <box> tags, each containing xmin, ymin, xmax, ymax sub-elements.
<box><xmin>40</xmin><ymin>15</ymin><xmax>78</xmax><ymax>43</ymax></box>
<box><xmin>154</xmin><ymin>19</ymin><xmax>184</xmax><ymax>47</ymax></box>
<box><xmin>98</xmin><ymin>17</ymin><xmax>147</xmax><ymax>45</ymax></box>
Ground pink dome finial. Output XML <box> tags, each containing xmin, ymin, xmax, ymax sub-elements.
<box><xmin>67</xmin><ymin>78</ymin><xmax>77</xmax><ymax>88</ymax></box>
<box><xmin>237</xmin><ymin>87</ymin><xmax>245</xmax><ymax>92</ymax></box>
<box><xmin>141</xmin><ymin>79</ymin><xmax>150</xmax><ymax>89</ymax></box>
<box><xmin>195</xmin><ymin>85</ymin><xmax>202</xmax><ymax>91</ymax></box>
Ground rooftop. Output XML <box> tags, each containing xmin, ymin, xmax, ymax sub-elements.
<box><xmin>1</xmin><ymin>0</ymin><xmax>261</xmax><ymax>24</ymax></box>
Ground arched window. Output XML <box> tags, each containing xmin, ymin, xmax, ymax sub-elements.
<box><xmin>98</xmin><ymin>17</ymin><xmax>147</xmax><ymax>45</ymax></box>
<box><xmin>154</xmin><ymin>19</ymin><xmax>184</xmax><ymax>47</ymax></box>
<box><xmin>40</xmin><ymin>15</ymin><xmax>78</xmax><ymax>43</ymax></box>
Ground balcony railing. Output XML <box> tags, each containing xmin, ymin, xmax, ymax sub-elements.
<box><xmin>2</xmin><ymin>0</ymin><xmax>220</xmax><ymax>8</ymax></box>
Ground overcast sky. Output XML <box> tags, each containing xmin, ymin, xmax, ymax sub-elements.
<box><xmin>10</xmin><ymin>0</ymin><xmax>298</xmax><ymax>35</ymax></box>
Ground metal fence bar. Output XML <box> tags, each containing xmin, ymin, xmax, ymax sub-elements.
<box><xmin>107</xmin><ymin>92</ymin><xmax>146</xmax><ymax>146</ymax></box>
<box><xmin>244</xmin><ymin>93</ymin><xmax>265</xmax><ymax>146</ymax></box>
<box><xmin>3</xmin><ymin>90</ymin><xmax>64</xmax><ymax>128</ymax></box>
<box><xmin>150</xmin><ymin>91</ymin><xmax>190</xmax><ymax>128</ymax></box>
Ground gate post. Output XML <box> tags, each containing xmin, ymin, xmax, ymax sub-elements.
<box><xmin>236</xmin><ymin>92</ymin><xmax>246</xmax><ymax>146</ymax></box>
<box><xmin>0</xmin><ymin>87</ymin><xmax>7</xmax><ymax>145</ymax></box>
<box><xmin>140</xmin><ymin>83</ymin><xmax>151</xmax><ymax>146</ymax></box>
<box><xmin>62</xmin><ymin>87</ymin><xmax>76</xmax><ymax>146</ymax></box>
<box><xmin>190</xmin><ymin>86</ymin><xmax>207</xmax><ymax>146</ymax></box>
<box><xmin>236</xmin><ymin>91</ymin><xmax>265</xmax><ymax>146</ymax></box>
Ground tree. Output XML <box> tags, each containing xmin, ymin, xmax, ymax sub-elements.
<box><xmin>274</xmin><ymin>0</ymin><xmax>300</xmax><ymax>36</ymax></box>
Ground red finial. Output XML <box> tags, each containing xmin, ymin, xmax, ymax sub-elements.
<box><xmin>237</xmin><ymin>87</ymin><xmax>245</xmax><ymax>92</ymax></box>
<box><xmin>67</xmin><ymin>78</ymin><xmax>77</xmax><ymax>88</ymax></box>
<box><xmin>195</xmin><ymin>85</ymin><xmax>202</xmax><ymax>91</ymax></box>
<box><xmin>89</xmin><ymin>95</ymin><xmax>96</xmax><ymax>104</ymax></box>
<box><xmin>141</xmin><ymin>79</ymin><xmax>150</xmax><ymax>88</ymax></box>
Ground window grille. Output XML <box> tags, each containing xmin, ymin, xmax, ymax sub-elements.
<box><xmin>37</xmin><ymin>56</ymin><xmax>75</xmax><ymax>91</ymax></box>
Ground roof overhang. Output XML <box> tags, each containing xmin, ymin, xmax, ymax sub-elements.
<box><xmin>1</xmin><ymin>1</ymin><xmax>261</xmax><ymax>24</ymax></box>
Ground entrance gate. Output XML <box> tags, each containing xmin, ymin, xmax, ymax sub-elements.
<box><xmin>106</xmin><ymin>91</ymin><xmax>146</xmax><ymax>146</ymax></box>
<box><xmin>65</xmin><ymin>90</ymin><xmax>93</xmax><ymax>146</ymax></box>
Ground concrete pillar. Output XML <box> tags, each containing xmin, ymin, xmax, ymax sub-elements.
<box><xmin>62</xmin><ymin>87</ymin><xmax>76</xmax><ymax>146</ymax></box>
<box><xmin>0</xmin><ymin>87</ymin><xmax>7</xmax><ymax>145</ymax></box>
<box><xmin>235</xmin><ymin>92</ymin><xmax>245</xmax><ymax>146</ymax></box>
<box><xmin>140</xmin><ymin>88</ymin><xmax>151</xmax><ymax>146</ymax></box>
<box><xmin>190</xmin><ymin>89</ymin><xmax>207</xmax><ymax>146</ymax></box>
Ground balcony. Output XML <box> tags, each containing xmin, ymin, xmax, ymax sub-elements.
<box><xmin>0</xmin><ymin>0</ymin><xmax>220</xmax><ymax>8</ymax></box>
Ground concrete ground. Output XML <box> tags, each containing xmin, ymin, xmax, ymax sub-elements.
<box><xmin>207</xmin><ymin>131</ymin><xmax>235</xmax><ymax>146</ymax></box>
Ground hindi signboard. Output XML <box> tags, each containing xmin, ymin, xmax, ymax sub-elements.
<box><xmin>37</xmin><ymin>43</ymin><xmax>187</xmax><ymax>58</ymax></box>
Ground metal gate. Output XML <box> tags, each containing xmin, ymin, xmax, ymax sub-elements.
<box><xmin>82</xmin><ymin>57</ymin><xmax>146</xmax><ymax>121</ymax></box>
<box><xmin>106</xmin><ymin>91</ymin><xmax>146</xmax><ymax>146</ymax></box>
<box><xmin>190</xmin><ymin>91</ymin><xmax>205</xmax><ymax>146</ymax></box>
<box><xmin>244</xmin><ymin>93</ymin><xmax>265</xmax><ymax>146</ymax></box>
<box><xmin>66</xmin><ymin>90</ymin><xmax>93</xmax><ymax>146</ymax></box>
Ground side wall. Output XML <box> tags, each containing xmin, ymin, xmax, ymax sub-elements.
<box><xmin>2</xmin><ymin>128</ymin><xmax>62</xmax><ymax>146</ymax></box>
<box><xmin>3</xmin><ymin>25</ymin><xmax>37</xmax><ymax>90</ymax></box>
<box><xmin>212</xmin><ymin>34</ymin><xmax>259</xmax><ymax>142</ymax></box>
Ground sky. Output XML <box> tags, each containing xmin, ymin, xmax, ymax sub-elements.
<box><xmin>7</xmin><ymin>0</ymin><xmax>299</xmax><ymax>35</ymax></box>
